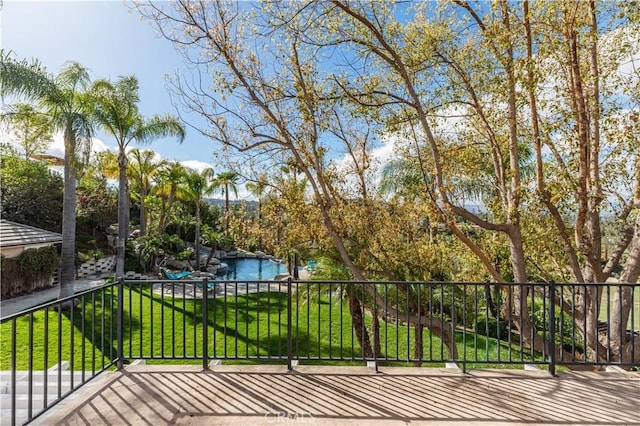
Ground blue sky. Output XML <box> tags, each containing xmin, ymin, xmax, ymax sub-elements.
<box><xmin>1</xmin><ymin>0</ymin><xmax>214</xmax><ymax>171</ymax></box>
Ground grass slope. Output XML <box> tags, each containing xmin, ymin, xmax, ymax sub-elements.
<box><xmin>2</xmin><ymin>286</ymin><xmax>552</xmax><ymax>370</ymax></box>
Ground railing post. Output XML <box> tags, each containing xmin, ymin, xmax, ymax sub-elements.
<box><xmin>117</xmin><ymin>277</ymin><xmax>124</xmax><ymax>370</ymax></box>
<box><xmin>373</xmin><ymin>284</ymin><xmax>378</xmax><ymax>373</ymax></box>
<box><xmin>11</xmin><ymin>318</ymin><xmax>16</xmax><ymax>426</ymax></box>
<box><xmin>203</xmin><ymin>278</ymin><xmax>209</xmax><ymax>370</ymax></box>
<box><xmin>287</xmin><ymin>277</ymin><xmax>293</xmax><ymax>372</ymax></box>
<box><xmin>548</xmin><ymin>280</ymin><xmax>556</xmax><ymax>376</ymax></box>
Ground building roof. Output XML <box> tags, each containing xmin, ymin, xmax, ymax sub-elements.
<box><xmin>0</xmin><ymin>220</ymin><xmax>62</xmax><ymax>248</ymax></box>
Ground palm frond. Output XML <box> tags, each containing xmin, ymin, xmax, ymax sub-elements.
<box><xmin>55</xmin><ymin>61</ymin><xmax>91</xmax><ymax>93</ymax></box>
<box><xmin>213</xmin><ymin>171</ymin><xmax>240</xmax><ymax>197</ymax></box>
<box><xmin>379</xmin><ymin>158</ymin><xmax>426</xmax><ymax>197</ymax></box>
<box><xmin>114</xmin><ymin>76</ymin><xmax>140</xmax><ymax>106</ymax></box>
<box><xmin>90</xmin><ymin>76</ymin><xmax>142</xmax><ymax>147</ymax></box>
<box><xmin>0</xmin><ymin>52</ymin><xmax>58</xmax><ymax>102</ymax></box>
<box><xmin>135</xmin><ymin>114</ymin><xmax>185</xmax><ymax>145</ymax></box>
<box><xmin>180</xmin><ymin>168</ymin><xmax>215</xmax><ymax>202</ymax></box>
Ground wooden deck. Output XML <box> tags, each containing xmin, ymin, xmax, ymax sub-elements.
<box><xmin>34</xmin><ymin>365</ymin><xmax>640</xmax><ymax>425</ymax></box>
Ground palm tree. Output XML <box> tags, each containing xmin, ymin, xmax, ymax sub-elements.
<box><xmin>128</xmin><ymin>148</ymin><xmax>161</xmax><ymax>236</ymax></box>
<box><xmin>246</xmin><ymin>174</ymin><xmax>269</xmax><ymax>250</ymax></box>
<box><xmin>200</xmin><ymin>224</ymin><xmax>222</xmax><ymax>268</ymax></box>
<box><xmin>245</xmin><ymin>173</ymin><xmax>269</xmax><ymax>217</ymax></box>
<box><xmin>180</xmin><ymin>168</ymin><xmax>215</xmax><ymax>270</ymax></box>
<box><xmin>213</xmin><ymin>171</ymin><xmax>239</xmax><ymax>233</ymax></box>
<box><xmin>1</xmin><ymin>53</ymin><xmax>94</xmax><ymax>301</ymax></box>
<box><xmin>91</xmin><ymin>76</ymin><xmax>184</xmax><ymax>279</ymax></box>
<box><xmin>154</xmin><ymin>160</ymin><xmax>187</xmax><ymax>233</ymax></box>
<box><xmin>170</xmin><ymin>208</ymin><xmax>194</xmax><ymax>241</ymax></box>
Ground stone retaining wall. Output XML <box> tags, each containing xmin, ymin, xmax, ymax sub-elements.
<box><xmin>76</xmin><ymin>250</ymin><xmax>280</xmax><ymax>280</ymax></box>
<box><xmin>76</xmin><ymin>255</ymin><xmax>116</xmax><ymax>278</ymax></box>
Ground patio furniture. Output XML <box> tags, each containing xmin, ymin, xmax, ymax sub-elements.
<box><xmin>160</xmin><ymin>267</ymin><xmax>192</xmax><ymax>280</ymax></box>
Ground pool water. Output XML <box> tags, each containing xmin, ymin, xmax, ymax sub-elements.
<box><xmin>219</xmin><ymin>258</ymin><xmax>286</xmax><ymax>281</ymax></box>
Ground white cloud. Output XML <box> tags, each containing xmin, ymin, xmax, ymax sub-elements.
<box><xmin>327</xmin><ymin>135</ymin><xmax>402</xmax><ymax>197</ymax></box>
<box><xmin>47</xmin><ymin>132</ymin><xmax>111</xmax><ymax>158</ymax></box>
<box><xmin>333</xmin><ymin>135</ymin><xmax>401</xmax><ymax>174</ymax></box>
<box><xmin>370</xmin><ymin>138</ymin><xmax>397</xmax><ymax>169</ymax></box>
<box><xmin>180</xmin><ymin>159</ymin><xmax>214</xmax><ymax>173</ymax></box>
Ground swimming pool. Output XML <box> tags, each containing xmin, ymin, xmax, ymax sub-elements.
<box><xmin>219</xmin><ymin>258</ymin><xmax>286</xmax><ymax>281</ymax></box>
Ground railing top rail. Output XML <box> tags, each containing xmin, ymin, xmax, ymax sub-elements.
<box><xmin>68</xmin><ymin>278</ymin><xmax>639</xmax><ymax>286</ymax></box>
<box><xmin>0</xmin><ymin>281</ymin><xmax>119</xmax><ymax>322</ymax></box>
<box><xmin>238</xmin><ymin>280</ymin><xmax>635</xmax><ymax>287</ymax></box>
<box><xmin>2</xmin><ymin>278</ymin><xmax>636</xmax><ymax>322</ymax></box>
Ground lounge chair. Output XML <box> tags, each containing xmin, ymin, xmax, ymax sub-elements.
<box><xmin>306</xmin><ymin>260</ymin><xmax>318</xmax><ymax>274</ymax></box>
<box><xmin>160</xmin><ymin>267</ymin><xmax>192</xmax><ymax>280</ymax></box>
<box><xmin>160</xmin><ymin>268</ymin><xmax>219</xmax><ymax>294</ymax></box>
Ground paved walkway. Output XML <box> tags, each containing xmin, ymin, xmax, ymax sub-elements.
<box><xmin>0</xmin><ymin>277</ymin><xmax>107</xmax><ymax>318</ymax></box>
<box><xmin>34</xmin><ymin>365</ymin><xmax>640</xmax><ymax>425</ymax></box>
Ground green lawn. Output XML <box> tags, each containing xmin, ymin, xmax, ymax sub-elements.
<box><xmin>598</xmin><ymin>286</ymin><xmax>640</xmax><ymax>330</ymax></box>
<box><xmin>1</xmin><ymin>286</ymin><xmax>555</xmax><ymax>370</ymax></box>
<box><xmin>0</xmin><ymin>287</ymin><xmax>120</xmax><ymax>372</ymax></box>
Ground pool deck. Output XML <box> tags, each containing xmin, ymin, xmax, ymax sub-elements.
<box><xmin>0</xmin><ymin>269</ymin><xmax>310</xmax><ymax>318</ymax></box>
<box><xmin>33</xmin><ymin>364</ymin><xmax>640</xmax><ymax>425</ymax></box>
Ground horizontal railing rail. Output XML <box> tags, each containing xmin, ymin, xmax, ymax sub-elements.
<box><xmin>1</xmin><ymin>279</ymin><xmax>637</xmax><ymax>425</ymax></box>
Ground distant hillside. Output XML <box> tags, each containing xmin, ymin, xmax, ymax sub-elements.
<box><xmin>204</xmin><ymin>198</ymin><xmax>258</xmax><ymax>210</ymax></box>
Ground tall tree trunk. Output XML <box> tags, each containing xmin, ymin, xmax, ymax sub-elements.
<box><xmin>610</xmin><ymin>215</ymin><xmax>640</xmax><ymax>364</ymax></box>
<box><xmin>583</xmin><ymin>1</ymin><xmax>606</xmax><ymax>362</ymax></box>
<box><xmin>206</xmin><ymin>239</ymin><xmax>217</xmax><ymax>267</ymax></box>
<box><xmin>257</xmin><ymin>200</ymin><xmax>263</xmax><ymax>250</ymax></box>
<box><xmin>194</xmin><ymin>202</ymin><xmax>201</xmax><ymax>270</ymax></box>
<box><xmin>293</xmin><ymin>252</ymin><xmax>299</xmax><ymax>279</ymax></box>
<box><xmin>413</xmin><ymin>324</ymin><xmax>423</xmax><ymax>367</ymax></box>
<box><xmin>159</xmin><ymin>186</ymin><xmax>176</xmax><ymax>233</ymax></box>
<box><xmin>349</xmin><ymin>286</ymin><xmax>374</xmax><ymax>358</ymax></box>
<box><xmin>116</xmin><ymin>147</ymin><xmax>128</xmax><ymax>279</ymax></box>
<box><xmin>500</xmin><ymin>2</ymin><xmax>537</xmax><ymax>355</ymax></box>
<box><xmin>311</xmin><ymin>190</ymin><xmax>378</xmax><ymax>358</ymax></box>
<box><xmin>225</xmin><ymin>185</ymin><xmax>230</xmax><ymax>234</ymax></box>
<box><xmin>158</xmin><ymin>196</ymin><xmax>168</xmax><ymax>233</ymax></box>
<box><xmin>485</xmin><ymin>284</ymin><xmax>498</xmax><ymax>318</ymax></box>
<box><xmin>139</xmin><ymin>188</ymin><xmax>147</xmax><ymax>236</ymax></box>
<box><xmin>372</xmin><ymin>311</ymin><xmax>381</xmax><ymax>358</ymax></box>
<box><xmin>586</xmin><ymin>0</ymin><xmax>604</xmax><ymax>283</ymax></box>
<box><xmin>59</xmin><ymin>126</ymin><xmax>77</xmax><ymax>301</ymax></box>
<box><xmin>524</xmin><ymin>0</ymin><xmax>586</xmax><ymax>283</ymax></box>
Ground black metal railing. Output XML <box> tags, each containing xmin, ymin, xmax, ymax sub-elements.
<box><xmin>1</xmin><ymin>284</ymin><xmax>120</xmax><ymax>426</ymax></box>
<box><xmin>1</xmin><ymin>280</ymin><xmax>638</xmax><ymax>425</ymax></box>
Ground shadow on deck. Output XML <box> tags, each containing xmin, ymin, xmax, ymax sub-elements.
<box><xmin>34</xmin><ymin>365</ymin><xmax>640</xmax><ymax>425</ymax></box>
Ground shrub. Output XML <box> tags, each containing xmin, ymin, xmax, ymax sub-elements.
<box><xmin>175</xmin><ymin>248</ymin><xmax>194</xmax><ymax>261</ymax></box>
<box><xmin>124</xmin><ymin>257</ymin><xmax>143</xmax><ymax>273</ymax></box>
<box><xmin>531</xmin><ymin>301</ymin><xmax>583</xmax><ymax>353</ymax></box>
<box><xmin>13</xmin><ymin>246</ymin><xmax>59</xmax><ymax>278</ymax></box>
<box><xmin>475</xmin><ymin>314</ymin><xmax>510</xmax><ymax>340</ymax></box>
<box><xmin>1</xmin><ymin>246</ymin><xmax>60</xmax><ymax>298</ymax></box>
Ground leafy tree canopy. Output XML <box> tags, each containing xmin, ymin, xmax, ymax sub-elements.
<box><xmin>0</xmin><ymin>150</ymin><xmax>63</xmax><ymax>232</ymax></box>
